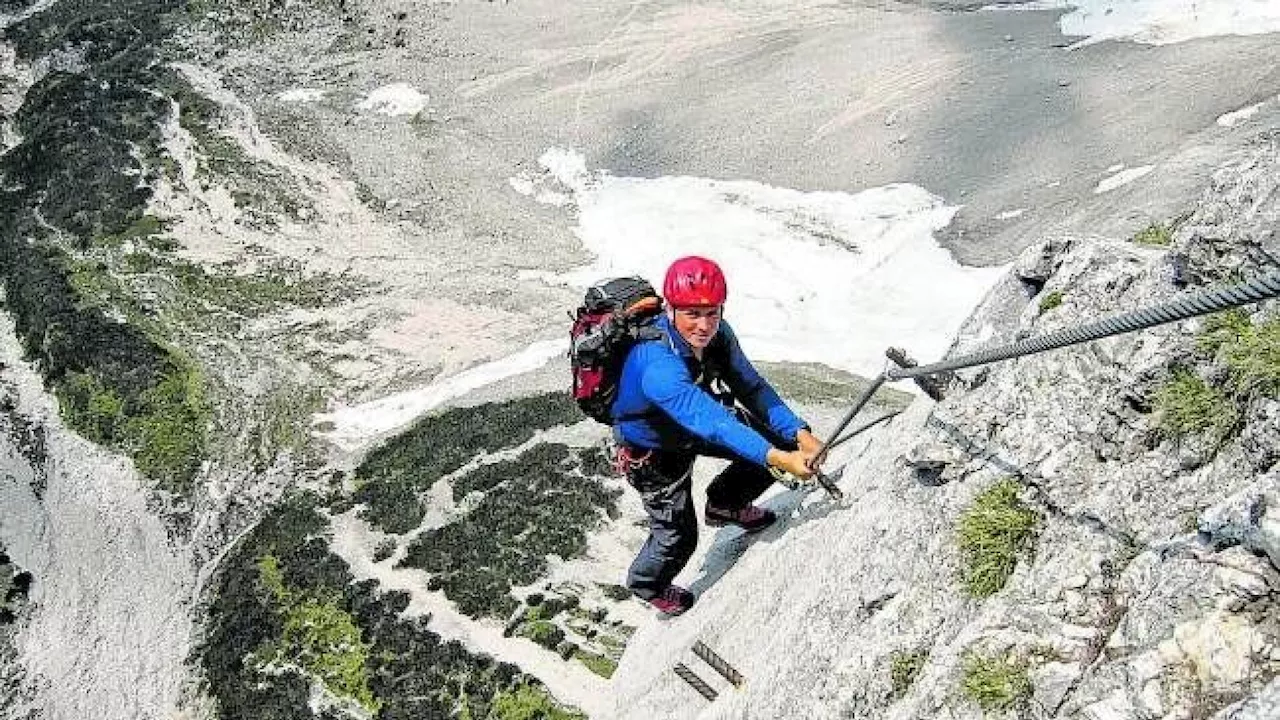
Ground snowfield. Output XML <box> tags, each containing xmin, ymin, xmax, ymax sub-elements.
<box><xmin>1004</xmin><ymin>0</ymin><xmax>1280</xmax><ymax>46</ymax></box>
<box><xmin>516</xmin><ymin>148</ymin><xmax>1007</xmax><ymax>380</ymax></box>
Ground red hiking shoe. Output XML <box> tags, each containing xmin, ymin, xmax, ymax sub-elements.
<box><xmin>648</xmin><ymin>585</ymin><xmax>695</xmax><ymax>616</ymax></box>
<box><xmin>705</xmin><ymin>503</ymin><xmax>776</xmax><ymax>533</ymax></box>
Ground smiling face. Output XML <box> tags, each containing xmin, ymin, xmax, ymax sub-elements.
<box><xmin>669</xmin><ymin>305</ymin><xmax>723</xmax><ymax>350</ymax></box>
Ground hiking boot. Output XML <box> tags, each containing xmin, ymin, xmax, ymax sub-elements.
<box><xmin>647</xmin><ymin>585</ymin><xmax>695</xmax><ymax>616</ymax></box>
<box><xmin>704</xmin><ymin>503</ymin><xmax>776</xmax><ymax>532</ymax></box>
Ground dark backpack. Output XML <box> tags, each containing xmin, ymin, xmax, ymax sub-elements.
<box><xmin>569</xmin><ymin>277</ymin><xmax>666</xmax><ymax>424</ymax></box>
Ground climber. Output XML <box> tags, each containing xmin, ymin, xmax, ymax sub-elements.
<box><xmin>611</xmin><ymin>256</ymin><xmax>825</xmax><ymax>616</ymax></box>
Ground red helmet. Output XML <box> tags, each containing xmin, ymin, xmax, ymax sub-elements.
<box><xmin>663</xmin><ymin>256</ymin><xmax>727</xmax><ymax>307</ymax></box>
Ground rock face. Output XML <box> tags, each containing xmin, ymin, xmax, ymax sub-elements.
<box><xmin>609</xmin><ymin>138</ymin><xmax>1280</xmax><ymax>718</ymax></box>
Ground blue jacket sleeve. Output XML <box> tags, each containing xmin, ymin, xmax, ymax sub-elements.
<box><xmin>719</xmin><ymin>325</ymin><xmax>809</xmax><ymax>441</ymax></box>
<box><xmin>637</xmin><ymin>347</ymin><xmax>774</xmax><ymax>466</ymax></box>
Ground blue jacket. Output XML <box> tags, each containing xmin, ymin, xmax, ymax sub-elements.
<box><xmin>611</xmin><ymin>315</ymin><xmax>808</xmax><ymax>466</ymax></box>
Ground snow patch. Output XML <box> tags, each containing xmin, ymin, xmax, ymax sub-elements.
<box><xmin>995</xmin><ymin>208</ymin><xmax>1027</xmax><ymax>220</ymax></box>
<box><xmin>990</xmin><ymin>1</ymin><xmax>1280</xmax><ymax>46</ymax></box>
<box><xmin>277</xmin><ymin>88</ymin><xmax>326</xmax><ymax>103</ymax></box>
<box><xmin>313</xmin><ymin>339</ymin><xmax>566</xmax><ymax>452</ymax></box>
<box><xmin>1095</xmin><ymin>164</ymin><xmax>1154</xmax><ymax>194</ymax></box>
<box><xmin>355</xmin><ymin>83</ymin><xmax>428</xmax><ymax>116</ymax></box>
<box><xmin>1216</xmin><ymin>101</ymin><xmax>1264</xmax><ymax>127</ymax></box>
<box><xmin>526</xmin><ymin>147</ymin><xmax>1006</xmax><ymax>379</ymax></box>
<box><xmin>509</xmin><ymin>173</ymin><xmax>572</xmax><ymax>206</ymax></box>
<box><xmin>1106</xmin><ymin>163</ymin><xmax>1126</xmax><ymax>173</ymax></box>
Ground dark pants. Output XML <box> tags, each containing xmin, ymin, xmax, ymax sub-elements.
<box><xmin>622</xmin><ymin>417</ymin><xmax>795</xmax><ymax>600</ymax></box>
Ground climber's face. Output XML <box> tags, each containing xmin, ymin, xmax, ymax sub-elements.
<box><xmin>669</xmin><ymin>305</ymin><xmax>722</xmax><ymax>350</ymax></box>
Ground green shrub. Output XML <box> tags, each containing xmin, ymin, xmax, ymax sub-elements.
<box><xmin>352</xmin><ymin>393</ymin><xmax>582</xmax><ymax>534</ymax></box>
<box><xmin>124</xmin><ymin>361</ymin><xmax>209</xmax><ymax>492</ymax></box>
<box><xmin>1038</xmin><ymin>291</ymin><xmax>1063</xmax><ymax>314</ymax></box>
<box><xmin>489</xmin><ymin>683</ymin><xmax>585</xmax><ymax>720</ymax></box>
<box><xmin>58</xmin><ymin>371</ymin><xmax>127</xmax><ymax>443</ymax></box>
<box><xmin>252</xmin><ymin>554</ymin><xmax>381</xmax><ymax>713</ymax></box>
<box><xmin>598</xmin><ymin>583</ymin><xmax>631</xmax><ymax>601</ymax></box>
<box><xmin>96</xmin><ymin>214</ymin><xmax>165</xmax><ymax>247</ymax></box>
<box><xmin>576</xmin><ymin>650</ymin><xmax>617</xmax><ymax>679</ymax></box>
<box><xmin>57</xmin><ymin>359</ymin><xmax>209</xmax><ymax>495</ymax></box>
<box><xmin>399</xmin><ymin>444</ymin><xmax>619</xmax><ymax>618</ymax></box>
<box><xmin>520</xmin><ymin>620</ymin><xmax>565</xmax><ymax>650</ymax></box>
<box><xmin>956</xmin><ymin>479</ymin><xmax>1040</xmax><ymax>598</ymax></box>
<box><xmin>890</xmin><ymin>649</ymin><xmax>928</xmax><ymax>699</ymax></box>
<box><xmin>1153</xmin><ymin>369</ymin><xmax>1238</xmax><ymax>441</ymax></box>
<box><xmin>1132</xmin><ymin>223</ymin><xmax>1173</xmax><ymax>247</ymax></box>
<box><xmin>960</xmin><ymin>652</ymin><xmax>1032</xmax><ymax>713</ymax></box>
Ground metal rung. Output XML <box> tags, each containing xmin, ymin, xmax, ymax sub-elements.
<box><xmin>673</xmin><ymin>662</ymin><xmax>718</xmax><ymax>701</ymax></box>
<box><xmin>692</xmin><ymin>640</ymin><xmax>745</xmax><ymax>688</ymax></box>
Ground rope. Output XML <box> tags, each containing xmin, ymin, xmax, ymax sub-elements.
<box><xmin>888</xmin><ymin>273</ymin><xmax>1280</xmax><ymax>381</ymax></box>
<box><xmin>692</xmin><ymin>640</ymin><xmax>745</xmax><ymax>688</ymax></box>
<box><xmin>673</xmin><ymin>662</ymin><xmax>719</xmax><ymax>701</ymax></box>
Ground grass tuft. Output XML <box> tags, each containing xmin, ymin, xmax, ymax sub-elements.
<box><xmin>1152</xmin><ymin>369</ymin><xmax>1238</xmax><ymax>441</ymax></box>
<box><xmin>890</xmin><ymin>649</ymin><xmax>928</xmax><ymax>699</ymax></box>
<box><xmin>1038</xmin><ymin>291</ymin><xmax>1063</xmax><ymax>314</ymax></box>
<box><xmin>1132</xmin><ymin>223</ymin><xmax>1173</xmax><ymax>247</ymax></box>
<box><xmin>1197</xmin><ymin>310</ymin><xmax>1252</xmax><ymax>355</ymax></box>
<box><xmin>956</xmin><ymin>479</ymin><xmax>1040</xmax><ymax>598</ymax></box>
<box><xmin>1219</xmin><ymin>317</ymin><xmax>1280</xmax><ymax>400</ymax></box>
<box><xmin>960</xmin><ymin>651</ymin><xmax>1032</xmax><ymax>713</ymax></box>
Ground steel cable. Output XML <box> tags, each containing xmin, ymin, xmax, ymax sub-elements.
<box><xmin>887</xmin><ymin>273</ymin><xmax>1280</xmax><ymax>381</ymax></box>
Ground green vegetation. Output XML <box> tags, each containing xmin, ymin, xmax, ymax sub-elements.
<box><xmin>1217</xmin><ymin>316</ymin><xmax>1280</xmax><ymax>399</ymax></box>
<box><xmin>159</xmin><ymin>71</ymin><xmax>312</xmax><ymax>226</ymax></box>
<box><xmin>598</xmin><ymin>583</ymin><xmax>632</xmax><ymax>602</ymax></box>
<box><xmin>1132</xmin><ymin>222</ymin><xmax>1174</xmax><ymax>247</ymax></box>
<box><xmin>252</xmin><ymin>555</ymin><xmax>380</xmax><ymax>712</ymax></box>
<box><xmin>890</xmin><ymin>649</ymin><xmax>928</xmax><ymax>699</ymax></box>
<box><xmin>575</xmin><ymin>649</ymin><xmax>618</xmax><ymax>679</ymax></box>
<box><xmin>0</xmin><ymin>549</ymin><xmax>33</xmax><ymax>625</ymax></box>
<box><xmin>956</xmin><ymin>479</ymin><xmax>1041</xmax><ymax>598</ymax></box>
<box><xmin>0</xmin><ymin>0</ymin><xmax>218</xmax><ymax>499</ymax></box>
<box><xmin>186</xmin><ymin>0</ymin><xmax>346</xmax><ymax>44</ymax></box>
<box><xmin>400</xmin><ymin>443</ymin><xmax>620</xmax><ymax>618</ymax></box>
<box><xmin>95</xmin><ymin>214</ymin><xmax>166</xmax><ymax>247</ymax></box>
<box><xmin>489</xmin><ymin>683</ymin><xmax>586</xmax><ymax>720</ymax></box>
<box><xmin>1038</xmin><ymin>290</ymin><xmax>1063</xmax><ymax>314</ymax></box>
<box><xmin>1197</xmin><ymin>310</ymin><xmax>1252</xmax><ymax>355</ymax></box>
<box><xmin>55</xmin><ymin>355</ymin><xmax>209</xmax><ymax>495</ymax></box>
<box><xmin>518</xmin><ymin>620</ymin><xmax>565</xmax><ymax>650</ymax></box>
<box><xmin>202</xmin><ymin>495</ymin><xmax>583</xmax><ymax>720</ymax></box>
<box><xmin>1152</xmin><ymin>310</ymin><xmax>1280</xmax><ymax>445</ymax></box>
<box><xmin>1153</xmin><ymin>369</ymin><xmax>1238</xmax><ymax>441</ymax></box>
<box><xmin>960</xmin><ymin>651</ymin><xmax>1032</xmax><ymax>714</ymax></box>
<box><xmin>349</xmin><ymin>393</ymin><xmax>584</xmax><ymax>534</ymax></box>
